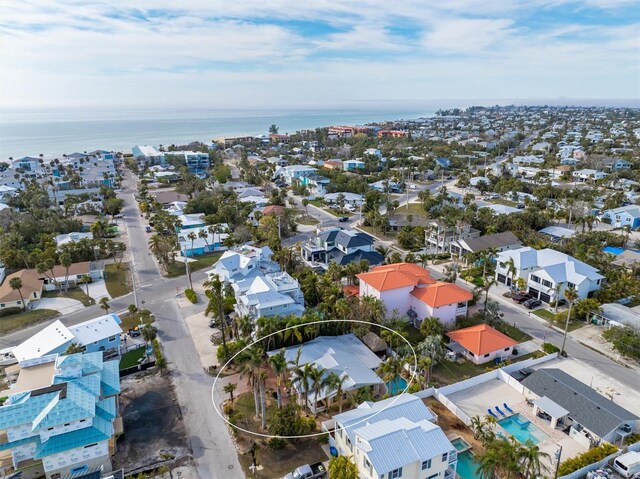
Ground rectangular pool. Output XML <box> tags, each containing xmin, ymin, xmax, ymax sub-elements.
<box><xmin>456</xmin><ymin>450</ymin><xmax>482</xmax><ymax>479</ymax></box>
<box><xmin>498</xmin><ymin>413</ymin><xmax>549</xmax><ymax>445</ymax></box>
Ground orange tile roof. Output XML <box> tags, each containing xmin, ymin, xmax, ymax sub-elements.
<box><xmin>446</xmin><ymin>324</ymin><xmax>518</xmax><ymax>356</ymax></box>
<box><xmin>342</xmin><ymin>285</ymin><xmax>359</xmax><ymax>297</ymax></box>
<box><xmin>410</xmin><ymin>282</ymin><xmax>473</xmax><ymax>308</ymax></box>
<box><xmin>357</xmin><ymin>263</ymin><xmax>436</xmax><ymax>292</ymax></box>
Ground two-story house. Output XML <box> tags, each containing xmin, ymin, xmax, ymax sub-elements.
<box><xmin>12</xmin><ymin>314</ymin><xmax>124</xmax><ymax>363</ymax></box>
<box><xmin>276</xmin><ymin>165</ymin><xmax>318</xmax><ymax>185</ymax></box>
<box><xmin>332</xmin><ymin>394</ymin><xmax>456</xmax><ymax>479</ymax></box>
<box><xmin>450</xmin><ymin>231</ymin><xmax>523</xmax><ymax>259</ymax></box>
<box><xmin>494</xmin><ymin>247</ymin><xmax>604</xmax><ymax>303</ymax></box>
<box><xmin>233</xmin><ymin>271</ymin><xmax>305</xmax><ymax>320</ymax></box>
<box><xmin>301</xmin><ymin>229</ymin><xmax>383</xmax><ymax>268</ymax></box>
<box><xmin>602</xmin><ymin>205</ymin><xmax>640</xmax><ymax>229</ymax></box>
<box><xmin>178</xmin><ymin>224</ymin><xmax>229</xmax><ymax>257</ymax></box>
<box><xmin>164</xmin><ymin>151</ymin><xmax>210</xmax><ymax>172</ymax></box>
<box><xmin>425</xmin><ymin>221</ymin><xmax>480</xmax><ymax>253</ymax></box>
<box><xmin>572</xmin><ymin>169</ymin><xmax>609</xmax><ymax>183</ymax></box>
<box><xmin>206</xmin><ymin>245</ymin><xmax>279</xmax><ymax>283</ymax></box>
<box><xmin>0</xmin><ymin>352</ymin><xmax>121</xmax><ymax>479</ymax></box>
<box><xmin>357</xmin><ymin>263</ymin><xmax>473</xmax><ymax>327</ymax></box>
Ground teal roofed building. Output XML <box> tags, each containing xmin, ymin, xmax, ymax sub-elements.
<box><xmin>0</xmin><ymin>351</ymin><xmax>121</xmax><ymax>479</ymax></box>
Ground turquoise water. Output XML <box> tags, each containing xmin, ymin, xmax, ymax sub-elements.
<box><xmin>0</xmin><ymin>107</ymin><xmax>433</xmax><ymax>157</ymax></box>
<box><xmin>456</xmin><ymin>450</ymin><xmax>482</xmax><ymax>479</ymax></box>
<box><xmin>603</xmin><ymin>246</ymin><xmax>625</xmax><ymax>255</ymax></box>
<box><xmin>451</xmin><ymin>437</ymin><xmax>471</xmax><ymax>452</ymax></box>
<box><xmin>498</xmin><ymin>414</ymin><xmax>549</xmax><ymax>445</ymax></box>
<box><xmin>385</xmin><ymin>376</ymin><xmax>408</xmax><ymax>395</ymax></box>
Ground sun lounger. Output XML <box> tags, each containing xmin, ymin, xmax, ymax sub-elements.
<box><xmin>503</xmin><ymin>403</ymin><xmax>514</xmax><ymax>414</ymax></box>
<box><xmin>487</xmin><ymin>409</ymin><xmax>498</xmax><ymax>419</ymax></box>
<box><xmin>495</xmin><ymin>406</ymin><xmax>506</xmax><ymax>417</ymax></box>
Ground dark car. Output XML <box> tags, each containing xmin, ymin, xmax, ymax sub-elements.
<box><xmin>338</xmin><ymin>216</ymin><xmax>349</xmax><ymax>222</ymax></box>
<box><xmin>523</xmin><ymin>298</ymin><xmax>542</xmax><ymax>309</ymax></box>
<box><xmin>145</xmin><ymin>226</ymin><xmax>152</xmax><ymax>233</ymax></box>
<box><xmin>512</xmin><ymin>293</ymin><xmax>531</xmax><ymax>304</ymax></box>
<box><xmin>516</xmin><ymin>203</ymin><xmax>525</xmax><ymax>209</ymax></box>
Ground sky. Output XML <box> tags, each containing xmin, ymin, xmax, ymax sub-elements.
<box><xmin>1</xmin><ymin>0</ymin><xmax>639</xmax><ymax>110</ymax></box>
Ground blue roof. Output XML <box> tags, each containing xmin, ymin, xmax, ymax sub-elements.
<box><xmin>32</xmin><ymin>382</ymin><xmax>95</xmax><ymax>431</ymax></box>
<box><xmin>0</xmin><ymin>435</ymin><xmax>39</xmax><ymax>452</ymax></box>
<box><xmin>0</xmin><ymin>392</ymin><xmax>58</xmax><ymax>430</ymax></box>
<box><xmin>95</xmin><ymin>397</ymin><xmax>116</xmax><ymax>421</ymax></box>
<box><xmin>100</xmin><ymin>360</ymin><xmax>120</xmax><ymax>397</ymax></box>
<box><xmin>34</xmin><ymin>415</ymin><xmax>113</xmax><ymax>458</ymax></box>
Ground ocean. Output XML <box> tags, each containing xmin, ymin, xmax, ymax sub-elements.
<box><xmin>0</xmin><ymin>108</ymin><xmax>433</xmax><ymax>159</ymax></box>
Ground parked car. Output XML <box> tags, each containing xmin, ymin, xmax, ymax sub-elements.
<box><xmin>516</xmin><ymin>203</ymin><xmax>525</xmax><ymax>209</ymax></box>
<box><xmin>523</xmin><ymin>298</ymin><xmax>542</xmax><ymax>309</ymax></box>
<box><xmin>338</xmin><ymin>216</ymin><xmax>349</xmax><ymax>222</ymax></box>
<box><xmin>145</xmin><ymin>226</ymin><xmax>152</xmax><ymax>233</ymax></box>
<box><xmin>283</xmin><ymin>463</ymin><xmax>327</xmax><ymax>479</ymax></box>
<box><xmin>512</xmin><ymin>293</ymin><xmax>531</xmax><ymax>304</ymax></box>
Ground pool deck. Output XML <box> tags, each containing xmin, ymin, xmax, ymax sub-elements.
<box><xmin>445</xmin><ymin>377</ymin><xmax>587</xmax><ymax>471</ymax></box>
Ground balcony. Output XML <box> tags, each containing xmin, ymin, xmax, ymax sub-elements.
<box><xmin>449</xmin><ymin>451</ymin><xmax>457</xmax><ymax>464</ymax></box>
<box><xmin>445</xmin><ymin>467</ymin><xmax>456</xmax><ymax>479</ymax></box>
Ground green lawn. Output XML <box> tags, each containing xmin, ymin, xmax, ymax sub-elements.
<box><xmin>104</xmin><ymin>263</ymin><xmax>132</xmax><ymax>298</ymax></box>
<box><xmin>404</xmin><ymin>325</ymin><xmax>425</xmax><ymax>346</ymax></box>
<box><xmin>0</xmin><ymin>309</ymin><xmax>59</xmax><ymax>335</ymax></box>
<box><xmin>487</xmin><ymin>198</ymin><xmax>518</xmax><ymax>207</ymax></box>
<box><xmin>296</xmin><ymin>216</ymin><xmax>320</xmax><ymax>226</ymax></box>
<box><xmin>398</xmin><ymin>202</ymin><xmax>428</xmax><ymax>217</ymax></box>
<box><xmin>165</xmin><ymin>252</ymin><xmax>223</xmax><ymax>277</ymax></box>
<box><xmin>358</xmin><ymin>225</ymin><xmax>397</xmax><ymax>241</ymax></box>
<box><xmin>119</xmin><ymin>310</ymin><xmax>154</xmax><ymax>331</ymax></box>
<box><xmin>119</xmin><ymin>346</ymin><xmax>146</xmax><ymax>369</ymax></box>
<box><xmin>43</xmin><ymin>288</ymin><xmax>95</xmax><ymax>306</ymax></box>
<box><xmin>495</xmin><ymin>321</ymin><xmax>532</xmax><ymax>342</ymax></box>
<box><xmin>533</xmin><ymin>309</ymin><xmax>584</xmax><ymax>331</ymax></box>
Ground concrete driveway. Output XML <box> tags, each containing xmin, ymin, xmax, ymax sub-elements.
<box><xmin>35</xmin><ymin>297</ymin><xmax>84</xmax><ymax>315</ymax></box>
<box><xmin>85</xmin><ymin>279</ymin><xmax>111</xmax><ymax>301</ymax></box>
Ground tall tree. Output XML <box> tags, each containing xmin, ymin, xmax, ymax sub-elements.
<box><xmin>560</xmin><ymin>286</ymin><xmax>579</xmax><ymax>355</ymax></box>
<box><xmin>9</xmin><ymin>277</ymin><xmax>26</xmax><ymax>311</ymax></box>
<box><xmin>204</xmin><ymin>274</ymin><xmax>229</xmax><ymax>360</ymax></box>
<box><xmin>328</xmin><ymin>455</ymin><xmax>358</xmax><ymax>479</ymax></box>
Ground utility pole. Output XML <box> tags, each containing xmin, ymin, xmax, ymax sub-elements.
<box><xmin>554</xmin><ymin>445</ymin><xmax>563</xmax><ymax>479</ymax></box>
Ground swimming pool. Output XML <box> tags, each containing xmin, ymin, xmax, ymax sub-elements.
<box><xmin>498</xmin><ymin>414</ymin><xmax>549</xmax><ymax>445</ymax></box>
<box><xmin>456</xmin><ymin>450</ymin><xmax>482</xmax><ymax>479</ymax></box>
<box><xmin>603</xmin><ymin>246</ymin><xmax>625</xmax><ymax>255</ymax></box>
<box><xmin>451</xmin><ymin>437</ymin><xmax>471</xmax><ymax>452</ymax></box>
<box><xmin>385</xmin><ymin>376</ymin><xmax>407</xmax><ymax>395</ymax></box>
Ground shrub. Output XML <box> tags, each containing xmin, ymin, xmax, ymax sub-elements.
<box><xmin>222</xmin><ymin>402</ymin><xmax>235</xmax><ymax>415</ymax></box>
<box><xmin>542</xmin><ymin>342</ymin><xmax>560</xmax><ymax>354</ymax></box>
<box><xmin>317</xmin><ymin>433</ymin><xmax>329</xmax><ymax>444</ymax></box>
<box><xmin>184</xmin><ymin>288</ymin><xmax>198</xmax><ymax>303</ymax></box>
<box><xmin>625</xmin><ymin>433</ymin><xmax>640</xmax><ymax>445</ymax></box>
<box><xmin>558</xmin><ymin>443</ymin><xmax>617</xmax><ymax>475</ymax></box>
<box><xmin>603</xmin><ymin>326</ymin><xmax>640</xmax><ymax>360</ymax></box>
<box><xmin>268</xmin><ymin>438</ymin><xmax>286</xmax><ymax>450</ymax></box>
<box><xmin>0</xmin><ymin>307</ymin><xmax>22</xmax><ymax>317</ymax></box>
<box><xmin>216</xmin><ymin>340</ymin><xmax>247</xmax><ymax>364</ymax></box>
<box><xmin>512</xmin><ymin>348</ymin><xmax>518</xmax><ymax>355</ymax></box>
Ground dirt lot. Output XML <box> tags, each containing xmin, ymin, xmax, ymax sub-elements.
<box><xmin>424</xmin><ymin>398</ymin><xmax>486</xmax><ymax>453</ymax></box>
<box><xmin>114</xmin><ymin>371</ymin><xmax>193</xmax><ymax>473</ymax></box>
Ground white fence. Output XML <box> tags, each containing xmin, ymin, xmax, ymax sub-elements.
<box><xmin>558</xmin><ymin>442</ymin><xmax>640</xmax><ymax>479</ymax></box>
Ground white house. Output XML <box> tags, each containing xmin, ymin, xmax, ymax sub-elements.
<box><xmin>271</xmin><ymin>334</ymin><xmax>383</xmax><ymax>414</ymax></box>
<box><xmin>164</xmin><ymin>150</ymin><xmax>210</xmax><ymax>172</ymax></box>
<box><xmin>12</xmin><ymin>314</ymin><xmax>123</xmax><ymax>364</ymax></box>
<box><xmin>343</xmin><ymin>159</ymin><xmax>366</xmax><ymax>171</ymax></box>
<box><xmin>446</xmin><ymin>324</ymin><xmax>518</xmax><ymax>364</ymax></box>
<box><xmin>324</xmin><ymin>192</ymin><xmax>364</xmax><ymax>206</ymax></box>
<box><xmin>206</xmin><ymin>245</ymin><xmax>278</xmax><ymax>283</ymax></box>
<box><xmin>132</xmin><ymin>145</ymin><xmax>164</xmax><ymax>165</ymax></box>
<box><xmin>572</xmin><ymin>169</ymin><xmax>609</xmax><ymax>183</ymax></box>
<box><xmin>54</xmin><ymin>232</ymin><xmax>93</xmax><ymax>247</ymax></box>
<box><xmin>276</xmin><ymin>165</ymin><xmax>318</xmax><ymax>185</ymax></box>
<box><xmin>602</xmin><ymin>205</ymin><xmax>640</xmax><ymax>229</ymax></box>
<box><xmin>232</xmin><ymin>271</ymin><xmax>305</xmax><ymax>320</ymax></box>
<box><xmin>357</xmin><ymin>263</ymin><xmax>473</xmax><ymax>327</ymax></box>
<box><xmin>332</xmin><ymin>394</ymin><xmax>456</xmax><ymax>479</ymax></box>
<box><xmin>494</xmin><ymin>247</ymin><xmax>604</xmax><ymax>303</ymax></box>
<box><xmin>512</xmin><ymin>155</ymin><xmax>544</xmax><ymax>166</ymax></box>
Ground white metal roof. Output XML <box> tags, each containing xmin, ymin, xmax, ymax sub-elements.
<box><xmin>532</xmin><ymin>396</ymin><xmax>569</xmax><ymax>419</ymax></box>
<box><xmin>68</xmin><ymin>313</ymin><xmax>123</xmax><ymax>346</ymax></box>
<box><xmin>13</xmin><ymin>320</ymin><xmax>74</xmax><ymax>362</ymax></box>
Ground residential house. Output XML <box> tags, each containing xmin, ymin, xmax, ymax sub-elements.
<box><xmin>332</xmin><ymin>394</ymin><xmax>456</xmax><ymax>479</ymax></box>
<box><xmin>324</xmin><ymin>192</ymin><xmax>364</xmax><ymax>206</ymax></box>
<box><xmin>435</xmin><ymin>157</ymin><xmax>451</xmax><ymax>168</ymax></box>
<box><xmin>446</xmin><ymin>324</ymin><xmax>518</xmax><ymax>364</ymax></box>
<box><xmin>276</xmin><ymin>165</ymin><xmax>317</xmax><ymax>185</ymax></box>
<box><xmin>206</xmin><ymin>245</ymin><xmax>278</xmax><ymax>283</ymax></box>
<box><xmin>591</xmin><ymin>303</ymin><xmax>640</xmax><ymax>329</ymax></box>
<box><xmin>0</xmin><ymin>270</ymin><xmax>43</xmax><ymax>311</ymax></box>
<box><xmin>343</xmin><ymin>159</ymin><xmax>366</xmax><ymax>171</ymax></box>
<box><xmin>512</xmin><ymin>155</ymin><xmax>544</xmax><ymax>166</ymax></box>
<box><xmin>300</xmin><ymin>228</ymin><xmax>383</xmax><ymax>267</ymax></box>
<box><xmin>425</xmin><ymin>221</ymin><xmax>480</xmax><ymax>253</ymax></box>
<box><xmin>572</xmin><ymin>169</ymin><xmax>609</xmax><ymax>183</ymax></box>
<box><xmin>0</xmin><ymin>352</ymin><xmax>121</xmax><ymax>479</ymax></box>
<box><xmin>35</xmin><ymin>262</ymin><xmax>104</xmax><ymax>292</ymax></box>
<box><xmin>177</xmin><ymin>225</ymin><xmax>229</xmax><ymax>257</ymax></box>
<box><xmin>132</xmin><ymin>145</ymin><xmax>164</xmax><ymax>165</ymax></box>
<box><xmin>601</xmin><ymin>157</ymin><xmax>632</xmax><ymax>171</ymax></box>
<box><xmin>357</xmin><ymin>263</ymin><xmax>473</xmax><ymax>327</ymax></box>
<box><xmin>12</xmin><ymin>314</ymin><xmax>123</xmax><ymax>363</ymax></box>
<box><xmin>450</xmin><ymin>231</ymin><xmax>523</xmax><ymax>258</ymax></box>
<box><xmin>270</xmin><ymin>334</ymin><xmax>383</xmax><ymax>414</ymax></box>
<box><xmin>369</xmin><ymin>180</ymin><xmax>400</xmax><ymax>193</ymax></box>
<box><xmin>322</xmin><ymin>160</ymin><xmax>343</xmax><ymax>171</ymax></box>
<box><xmin>377</xmin><ymin>130</ymin><xmax>407</xmax><ymax>138</ymax></box>
<box><xmin>302</xmin><ymin>174</ymin><xmax>330</xmax><ymax>196</ymax></box>
<box><xmin>602</xmin><ymin>205</ymin><xmax>640</xmax><ymax>229</ymax></box>
<box><xmin>521</xmin><ymin>369</ymin><xmax>639</xmax><ymax>447</ymax></box>
<box><xmin>232</xmin><ymin>271</ymin><xmax>305</xmax><ymax>320</ymax></box>
<box><xmin>538</xmin><ymin>226</ymin><xmax>577</xmax><ymax>243</ymax></box>
<box><xmin>494</xmin><ymin>247</ymin><xmax>604</xmax><ymax>302</ymax></box>
<box><xmin>364</xmin><ymin>148</ymin><xmax>382</xmax><ymax>157</ymax></box>
<box><xmin>151</xmin><ymin>190</ymin><xmax>189</xmax><ymax>205</ymax></box>
<box><xmin>175</xmin><ymin>213</ymin><xmax>206</xmax><ymax>230</ymax></box>
<box><xmin>479</xmin><ymin>204</ymin><xmax>521</xmax><ymax>215</ymax></box>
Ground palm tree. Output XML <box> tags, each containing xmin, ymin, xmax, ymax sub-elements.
<box><xmin>375</xmin><ymin>245</ymin><xmax>390</xmax><ymax>263</ymax></box>
<box><xmin>519</xmin><ymin>441</ymin><xmax>550</xmax><ymax>479</ymax></box>
<box><xmin>417</xmin><ymin>356</ymin><xmax>432</xmax><ymax>388</ymax></box>
<box><xmin>9</xmin><ymin>277</ymin><xmax>26</xmax><ymax>311</ymax></box>
<box><xmin>60</xmin><ymin>253</ymin><xmax>73</xmax><ymax>292</ymax></box>
<box><xmin>550</xmin><ymin>281</ymin><xmax>564</xmax><ymax>314</ymax></box>
<box><xmin>223</xmin><ymin>382</ymin><xmax>237</xmax><ymax>402</ymax></box>
<box><xmin>258</xmin><ymin>368</ymin><xmax>269</xmax><ymax>430</ymax></box>
<box><xmin>65</xmin><ymin>342</ymin><xmax>84</xmax><ymax>354</ymax></box>
<box><xmin>307</xmin><ymin>365</ymin><xmax>326</xmax><ymax>417</ymax></box>
<box><xmin>99</xmin><ymin>297</ymin><xmax>110</xmax><ymax>314</ymax></box>
<box><xmin>269</xmin><ymin>350</ymin><xmax>288</xmax><ymax>409</ymax></box>
<box><xmin>291</xmin><ymin>363</ymin><xmax>312</xmax><ymax>415</ymax></box>
<box><xmin>328</xmin><ymin>455</ymin><xmax>358</xmax><ymax>479</ymax></box>
<box><xmin>239</xmin><ymin>347</ymin><xmax>263</xmax><ymax>419</ymax></box>
<box><xmin>479</xmin><ymin>278</ymin><xmax>497</xmax><ymax>316</ymax></box>
<box><xmin>418</xmin><ymin>253</ymin><xmax>430</xmax><ymax>268</ymax></box>
<box><xmin>324</xmin><ymin>372</ymin><xmax>348</xmax><ymax>413</ymax></box>
<box><xmin>204</xmin><ymin>275</ymin><xmax>228</xmax><ymax>361</ymax></box>
<box><xmin>376</xmin><ymin>356</ymin><xmax>404</xmax><ymax>384</ymax></box>
<box><xmin>141</xmin><ymin>322</ymin><xmax>157</xmax><ymax>345</ymax></box>
<box><xmin>560</xmin><ymin>286</ymin><xmax>578</xmax><ymax>355</ymax></box>
<box><xmin>198</xmin><ymin>228</ymin><xmax>210</xmax><ymax>253</ymax></box>
<box><xmin>504</xmin><ymin>257</ymin><xmax>516</xmax><ymax>290</ymax></box>
<box><xmin>417</xmin><ymin>335</ymin><xmax>444</xmax><ymax>384</ymax></box>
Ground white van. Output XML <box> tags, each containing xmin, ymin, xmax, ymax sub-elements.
<box><xmin>613</xmin><ymin>451</ymin><xmax>640</xmax><ymax>478</ymax></box>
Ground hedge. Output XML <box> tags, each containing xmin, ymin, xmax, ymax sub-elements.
<box><xmin>542</xmin><ymin>342</ymin><xmax>560</xmax><ymax>354</ymax></box>
<box><xmin>557</xmin><ymin>443</ymin><xmax>617</xmax><ymax>475</ymax></box>
<box><xmin>184</xmin><ymin>288</ymin><xmax>198</xmax><ymax>304</ymax></box>
<box><xmin>0</xmin><ymin>307</ymin><xmax>22</xmax><ymax>317</ymax></box>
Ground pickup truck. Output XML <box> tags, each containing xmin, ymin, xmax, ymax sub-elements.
<box><xmin>283</xmin><ymin>462</ymin><xmax>327</xmax><ymax>479</ymax></box>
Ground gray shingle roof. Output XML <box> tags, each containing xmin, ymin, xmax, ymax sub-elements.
<box><xmin>461</xmin><ymin>231</ymin><xmax>522</xmax><ymax>253</ymax></box>
<box><xmin>521</xmin><ymin>369</ymin><xmax>638</xmax><ymax>438</ymax></box>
